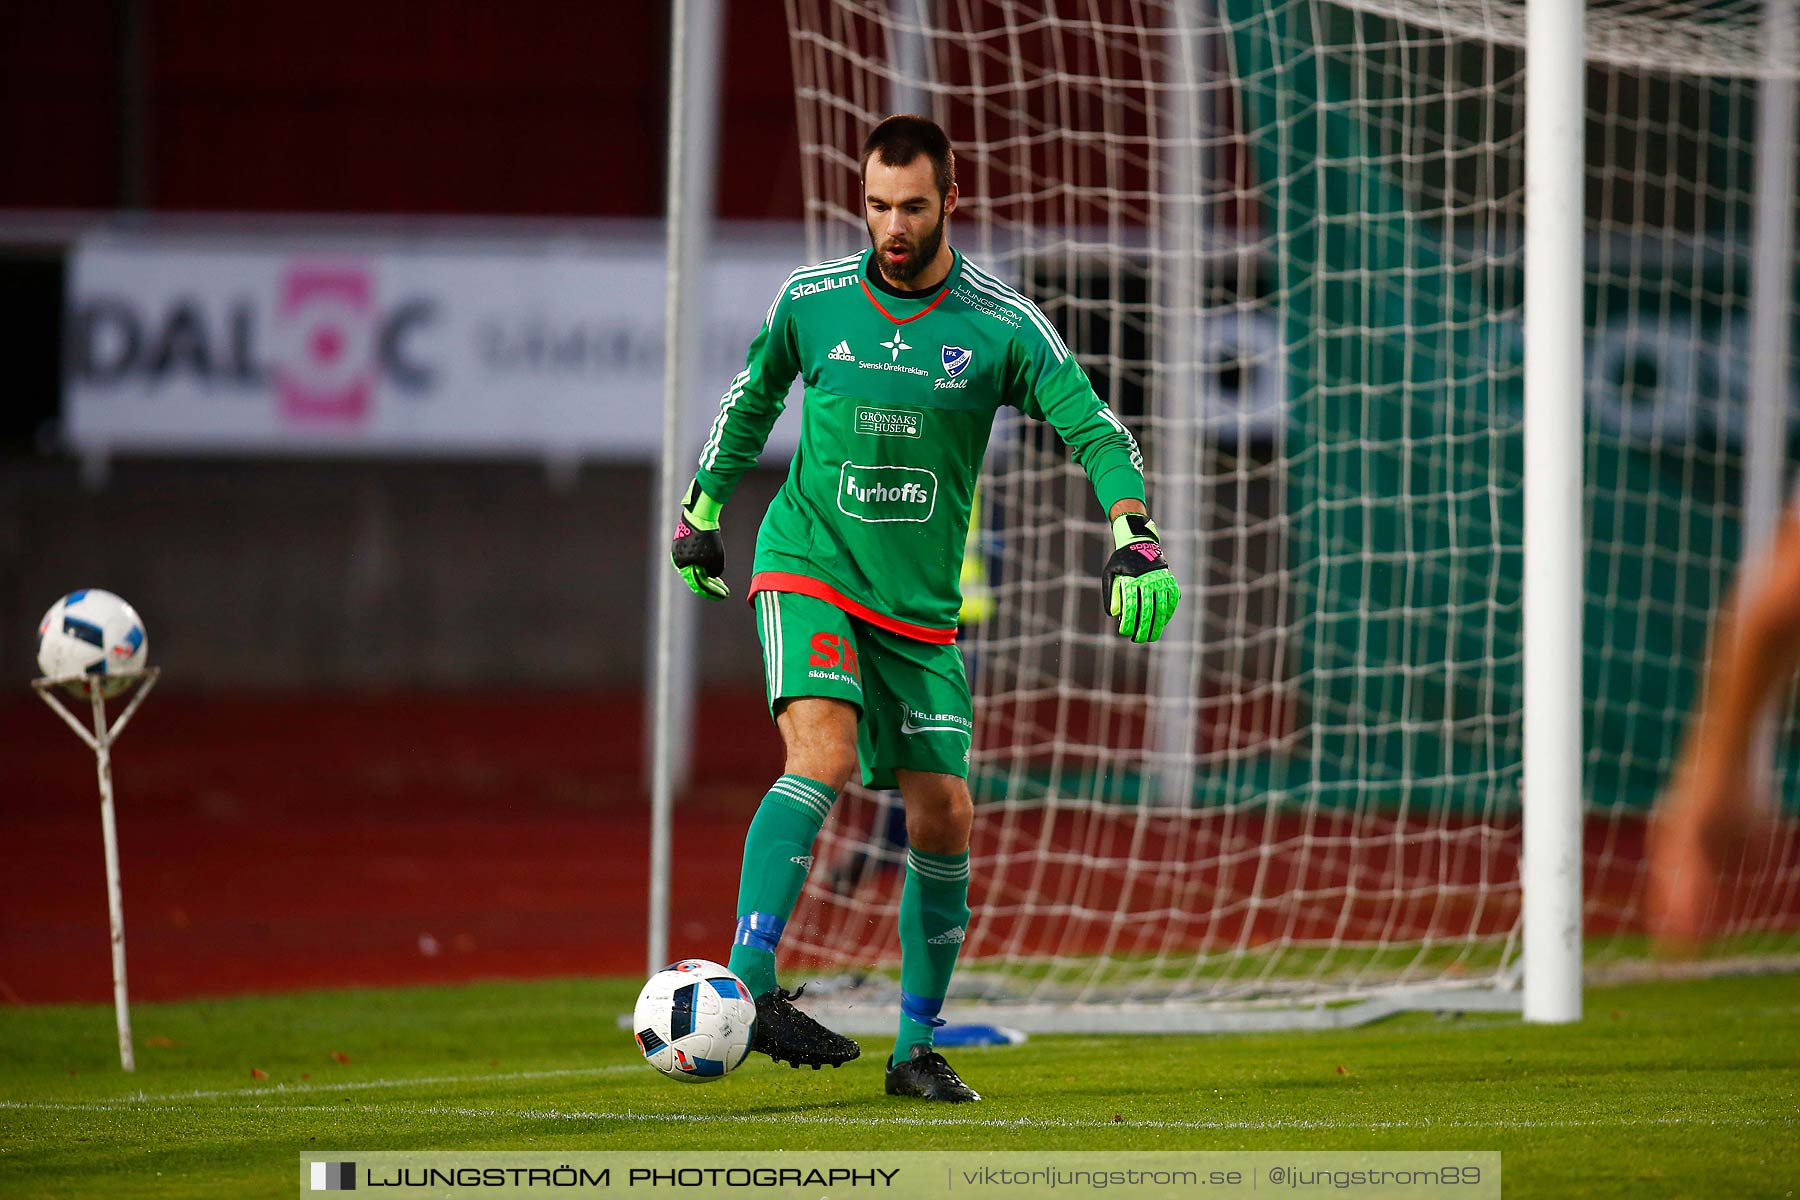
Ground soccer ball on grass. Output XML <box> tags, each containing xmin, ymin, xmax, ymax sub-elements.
<box><xmin>36</xmin><ymin>589</ymin><xmax>149</xmax><ymax>697</ymax></box>
<box><xmin>632</xmin><ymin>959</ymin><xmax>755</xmax><ymax>1081</ymax></box>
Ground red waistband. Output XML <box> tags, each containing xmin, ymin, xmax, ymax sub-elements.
<box><xmin>747</xmin><ymin>572</ymin><xmax>959</xmax><ymax>644</ymax></box>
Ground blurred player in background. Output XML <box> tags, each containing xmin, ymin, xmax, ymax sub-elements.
<box><xmin>1647</xmin><ymin>503</ymin><xmax>1796</xmax><ymax>948</ymax></box>
<box><xmin>670</xmin><ymin>115</ymin><xmax>1179</xmax><ymax>1101</ymax></box>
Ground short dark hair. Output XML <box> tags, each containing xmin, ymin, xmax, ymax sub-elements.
<box><xmin>861</xmin><ymin>114</ymin><xmax>956</xmax><ymax>200</ymax></box>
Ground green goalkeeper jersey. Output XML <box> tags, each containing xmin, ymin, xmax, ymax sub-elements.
<box><xmin>694</xmin><ymin>248</ymin><xmax>1146</xmax><ymax>642</ymax></box>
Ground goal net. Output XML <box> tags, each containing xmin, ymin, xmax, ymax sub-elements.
<box><xmin>777</xmin><ymin>0</ymin><xmax>1800</xmax><ymax>1029</ymax></box>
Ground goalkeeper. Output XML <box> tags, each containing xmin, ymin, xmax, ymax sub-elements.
<box><xmin>670</xmin><ymin>115</ymin><xmax>1179</xmax><ymax>1102</ymax></box>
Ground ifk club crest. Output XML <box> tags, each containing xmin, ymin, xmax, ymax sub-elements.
<box><xmin>941</xmin><ymin>345</ymin><xmax>972</xmax><ymax>378</ymax></box>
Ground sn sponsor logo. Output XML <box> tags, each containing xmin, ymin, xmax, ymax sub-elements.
<box><xmin>808</xmin><ymin>633</ymin><xmax>861</xmax><ymax>679</ymax></box>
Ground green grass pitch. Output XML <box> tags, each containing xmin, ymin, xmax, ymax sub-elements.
<box><xmin>1</xmin><ymin>973</ymin><xmax>1795</xmax><ymax>1198</ymax></box>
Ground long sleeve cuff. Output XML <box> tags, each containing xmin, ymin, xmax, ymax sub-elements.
<box><xmin>1089</xmin><ymin>462</ymin><xmax>1147</xmax><ymax>518</ymax></box>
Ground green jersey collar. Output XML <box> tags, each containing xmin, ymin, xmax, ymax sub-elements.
<box><xmin>858</xmin><ymin>248</ymin><xmax>963</xmax><ymax>326</ymax></box>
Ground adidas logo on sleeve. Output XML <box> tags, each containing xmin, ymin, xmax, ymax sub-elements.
<box><xmin>828</xmin><ymin>340</ymin><xmax>856</xmax><ymax>361</ymax></box>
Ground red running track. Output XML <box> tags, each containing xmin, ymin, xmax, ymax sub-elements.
<box><xmin>0</xmin><ymin>692</ymin><xmax>780</xmax><ymax>1004</ymax></box>
<box><xmin>4</xmin><ymin>691</ymin><xmax>1752</xmax><ymax>1006</ymax></box>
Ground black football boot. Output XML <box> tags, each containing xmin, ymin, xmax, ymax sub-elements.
<box><xmin>750</xmin><ymin>985</ymin><xmax>862</xmax><ymax>1068</ymax></box>
<box><xmin>884</xmin><ymin>1044</ymin><xmax>981</xmax><ymax>1101</ymax></box>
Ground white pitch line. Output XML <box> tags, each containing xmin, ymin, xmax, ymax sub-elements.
<box><xmin>380</xmin><ymin>1108</ymin><xmax>1800</xmax><ymax>1133</ymax></box>
<box><xmin>3</xmin><ymin>1099</ymin><xmax>1789</xmax><ymax>1134</ymax></box>
<box><xmin>0</xmin><ymin>1064</ymin><xmax>640</xmax><ymax>1108</ymax></box>
<box><xmin>399</xmin><ymin>1108</ymin><xmax>1794</xmax><ymax>1134</ymax></box>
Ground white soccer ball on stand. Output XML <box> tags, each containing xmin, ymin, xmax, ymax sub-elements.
<box><xmin>30</xmin><ymin>587</ymin><xmax>159</xmax><ymax>1074</ymax></box>
<box><xmin>632</xmin><ymin>958</ymin><xmax>756</xmax><ymax>1081</ymax></box>
<box><xmin>36</xmin><ymin>589</ymin><xmax>149</xmax><ymax>697</ymax></box>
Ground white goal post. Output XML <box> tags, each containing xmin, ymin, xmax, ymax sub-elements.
<box><xmin>645</xmin><ymin>0</ymin><xmax>1800</xmax><ymax>1033</ymax></box>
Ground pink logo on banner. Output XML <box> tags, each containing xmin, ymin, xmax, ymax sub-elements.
<box><xmin>276</xmin><ymin>264</ymin><xmax>375</xmax><ymax>424</ymax></box>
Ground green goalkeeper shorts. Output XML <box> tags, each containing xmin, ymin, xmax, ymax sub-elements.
<box><xmin>753</xmin><ymin>589</ymin><xmax>972</xmax><ymax>789</ymax></box>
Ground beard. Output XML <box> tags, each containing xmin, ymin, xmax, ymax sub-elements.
<box><xmin>870</xmin><ymin>205</ymin><xmax>947</xmax><ymax>287</ymax></box>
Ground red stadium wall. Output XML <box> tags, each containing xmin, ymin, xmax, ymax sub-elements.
<box><xmin>0</xmin><ymin>1</ymin><xmax>803</xmax><ymax>219</ymax></box>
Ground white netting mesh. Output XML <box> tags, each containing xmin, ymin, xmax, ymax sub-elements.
<box><xmin>778</xmin><ymin>0</ymin><xmax>1800</xmax><ymax>1021</ymax></box>
<box><xmin>1337</xmin><ymin>1</ymin><xmax>1798</xmax><ymax>79</ymax></box>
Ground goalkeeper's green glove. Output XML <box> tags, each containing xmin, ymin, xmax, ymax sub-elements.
<box><xmin>1101</xmin><ymin>512</ymin><xmax>1181</xmax><ymax>643</ymax></box>
<box><xmin>671</xmin><ymin>480</ymin><xmax>729</xmax><ymax>600</ymax></box>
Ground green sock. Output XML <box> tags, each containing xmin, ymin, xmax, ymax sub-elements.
<box><xmin>726</xmin><ymin>774</ymin><xmax>836</xmax><ymax>997</ymax></box>
<box><xmin>894</xmin><ymin>846</ymin><xmax>971</xmax><ymax>1062</ymax></box>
